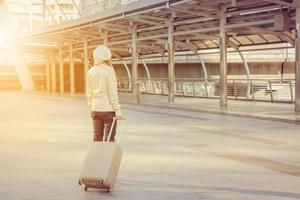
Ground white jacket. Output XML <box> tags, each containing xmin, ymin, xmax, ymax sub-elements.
<box><xmin>86</xmin><ymin>64</ymin><xmax>121</xmax><ymax>116</ymax></box>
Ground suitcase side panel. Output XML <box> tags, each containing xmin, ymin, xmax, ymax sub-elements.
<box><xmin>79</xmin><ymin>143</ymin><xmax>117</xmax><ymax>183</ymax></box>
<box><xmin>103</xmin><ymin>145</ymin><xmax>123</xmax><ymax>187</ymax></box>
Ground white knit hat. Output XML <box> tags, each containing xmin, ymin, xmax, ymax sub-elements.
<box><xmin>93</xmin><ymin>45</ymin><xmax>112</xmax><ymax>61</ymax></box>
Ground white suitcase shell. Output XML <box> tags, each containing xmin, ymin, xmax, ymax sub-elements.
<box><xmin>79</xmin><ymin>118</ymin><xmax>125</xmax><ymax>192</ymax></box>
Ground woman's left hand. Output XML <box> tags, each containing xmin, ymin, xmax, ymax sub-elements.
<box><xmin>114</xmin><ymin>116</ymin><xmax>126</xmax><ymax>120</ymax></box>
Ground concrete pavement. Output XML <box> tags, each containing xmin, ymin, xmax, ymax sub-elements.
<box><xmin>0</xmin><ymin>91</ymin><xmax>300</xmax><ymax>200</ymax></box>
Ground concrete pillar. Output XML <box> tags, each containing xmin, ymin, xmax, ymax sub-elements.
<box><xmin>83</xmin><ymin>40</ymin><xmax>89</xmax><ymax>90</ymax></box>
<box><xmin>69</xmin><ymin>43</ymin><xmax>75</xmax><ymax>94</ymax></box>
<box><xmin>167</xmin><ymin>14</ymin><xmax>175</xmax><ymax>103</ymax></box>
<box><xmin>51</xmin><ymin>55</ymin><xmax>56</xmax><ymax>92</ymax></box>
<box><xmin>59</xmin><ymin>47</ymin><xmax>64</xmax><ymax>94</ymax></box>
<box><xmin>46</xmin><ymin>61</ymin><xmax>51</xmax><ymax>92</ymax></box>
<box><xmin>219</xmin><ymin>7</ymin><xmax>228</xmax><ymax>107</ymax></box>
<box><xmin>8</xmin><ymin>45</ymin><xmax>36</xmax><ymax>91</ymax></box>
<box><xmin>131</xmin><ymin>24</ymin><xmax>139</xmax><ymax>102</ymax></box>
<box><xmin>295</xmin><ymin>7</ymin><xmax>300</xmax><ymax>112</ymax></box>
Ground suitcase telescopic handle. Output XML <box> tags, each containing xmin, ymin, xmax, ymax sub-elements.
<box><xmin>106</xmin><ymin>117</ymin><xmax>127</xmax><ymax>143</ymax></box>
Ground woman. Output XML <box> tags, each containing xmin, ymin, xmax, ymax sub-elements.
<box><xmin>86</xmin><ymin>45</ymin><xmax>122</xmax><ymax>142</ymax></box>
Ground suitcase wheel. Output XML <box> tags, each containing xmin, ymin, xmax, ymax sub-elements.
<box><xmin>107</xmin><ymin>188</ymin><xmax>112</xmax><ymax>193</ymax></box>
<box><xmin>78</xmin><ymin>180</ymin><xmax>82</xmax><ymax>185</ymax></box>
<box><xmin>84</xmin><ymin>186</ymin><xmax>88</xmax><ymax>192</ymax></box>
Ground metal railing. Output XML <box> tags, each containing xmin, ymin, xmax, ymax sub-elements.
<box><xmin>117</xmin><ymin>77</ymin><xmax>296</xmax><ymax>103</ymax></box>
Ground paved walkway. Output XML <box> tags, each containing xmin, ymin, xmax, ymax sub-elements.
<box><xmin>119</xmin><ymin>92</ymin><xmax>300</xmax><ymax>124</ymax></box>
<box><xmin>0</xmin><ymin>91</ymin><xmax>300</xmax><ymax>200</ymax></box>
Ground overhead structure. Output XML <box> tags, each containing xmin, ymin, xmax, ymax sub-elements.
<box><xmin>16</xmin><ymin>0</ymin><xmax>298</xmax><ymax>110</ymax></box>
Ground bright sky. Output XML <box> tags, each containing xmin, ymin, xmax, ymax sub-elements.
<box><xmin>0</xmin><ymin>1</ymin><xmax>13</xmax><ymax>48</ymax></box>
<box><xmin>0</xmin><ymin>32</ymin><xmax>10</xmax><ymax>47</ymax></box>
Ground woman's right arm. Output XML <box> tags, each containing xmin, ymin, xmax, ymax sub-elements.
<box><xmin>107</xmin><ymin>68</ymin><xmax>121</xmax><ymax>117</ymax></box>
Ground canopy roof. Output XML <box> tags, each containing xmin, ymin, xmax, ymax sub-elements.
<box><xmin>19</xmin><ymin>0</ymin><xmax>297</xmax><ymax>59</ymax></box>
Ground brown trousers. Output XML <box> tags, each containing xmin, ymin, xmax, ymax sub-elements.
<box><xmin>91</xmin><ymin>111</ymin><xmax>117</xmax><ymax>142</ymax></box>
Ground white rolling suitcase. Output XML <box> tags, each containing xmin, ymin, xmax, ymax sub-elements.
<box><xmin>79</xmin><ymin>118</ymin><xmax>125</xmax><ymax>192</ymax></box>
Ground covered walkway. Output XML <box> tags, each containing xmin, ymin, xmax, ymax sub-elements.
<box><xmin>15</xmin><ymin>0</ymin><xmax>300</xmax><ymax>112</ymax></box>
<box><xmin>0</xmin><ymin>92</ymin><xmax>300</xmax><ymax>200</ymax></box>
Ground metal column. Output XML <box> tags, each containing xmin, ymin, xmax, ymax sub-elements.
<box><xmin>83</xmin><ymin>40</ymin><xmax>89</xmax><ymax>90</ymax></box>
<box><xmin>238</xmin><ymin>51</ymin><xmax>251</xmax><ymax>97</ymax></box>
<box><xmin>131</xmin><ymin>24</ymin><xmax>139</xmax><ymax>102</ymax></box>
<box><xmin>51</xmin><ymin>55</ymin><xmax>56</xmax><ymax>92</ymax></box>
<box><xmin>59</xmin><ymin>47</ymin><xmax>64</xmax><ymax>94</ymax></box>
<box><xmin>122</xmin><ymin>60</ymin><xmax>132</xmax><ymax>91</ymax></box>
<box><xmin>229</xmin><ymin>40</ymin><xmax>251</xmax><ymax>97</ymax></box>
<box><xmin>186</xmin><ymin>41</ymin><xmax>208</xmax><ymax>80</ymax></box>
<box><xmin>219</xmin><ymin>8</ymin><xmax>228</xmax><ymax>107</ymax></box>
<box><xmin>141</xmin><ymin>59</ymin><xmax>151</xmax><ymax>80</ymax></box>
<box><xmin>168</xmin><ymin>14</ymin><xmax>175</xmax><ymax>103</ymax></box>
<box><xmin>197</xmin><ymin>54</ymin><xmax>208</xmax><ymax>80</ymax></box>
<box><xmin>69</xmin><ymin>43</ymin><xmax>75</xmax><ymax>94</ymax></box>
<box><xmin>46</xmin><ymin>61</ymin><xmax>51</xmax><ymax>92</ymax></box>
<box><xmin>295</xmin><ymin>7</ymin><xmax>300</xmax><ymax>112</ymax></box>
